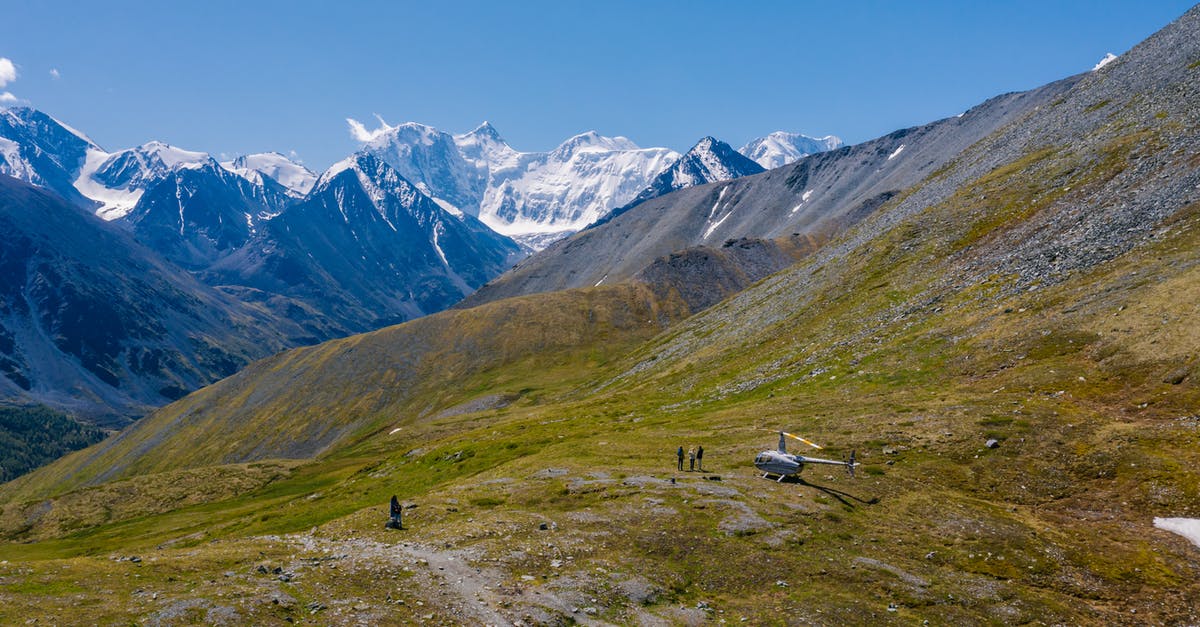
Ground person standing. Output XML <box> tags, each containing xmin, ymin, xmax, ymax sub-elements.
<box><xmin>677</xmin><ymin>445</ymin><xmax>684</xmax><ymax>471</ymax></box>
<box><xmin>697</xmin><ymin>445</ymin><xmax>704</xmax><ymax>472</ymax></box>
<box><xmin>689</xmin><ymin>447</ymin><xmax>696</xmax><ymax>471</ymax></box>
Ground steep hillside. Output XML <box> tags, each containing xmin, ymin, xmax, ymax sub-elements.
<box><xmin>0</xmin><ymin>282</ymin><xmax>690</xmax><ymax>500</ymax></box>
<box><xmin>0</xmin><ymin>175</ymin><xmax>308</xmax><ymax>422</ymax></box>
<box><xmin>461</xmin><ymin>75</ymin><xmax>1078</xmax><ymax>307</ymax></box>
<box><xmin>207</xmin><ymin>152</ymin><xmax>523</xmax><ymax>333</ymax></box>
<box><xmin>123</xmin><ymin>162</ymin><xmax>293</xmax><ymax>270</ymax></box>
<box><xmin>607</xmin><ymin>136</ymin><xmax>766</xmax><ymax>221</ymax></box>
<box><xmin>0</xmin><ymin>107</ymin><xmax>97</xmax><ymax>208</ymax></box>
<box><xmin>630</xmin><ymin>234</ymin><xmax>821</xmax><ymax>314</ymax></box>
<box><xmin>1</xmin><ymin>7</ymin><xmax>1199</xmax><ymax>625</ymax></box>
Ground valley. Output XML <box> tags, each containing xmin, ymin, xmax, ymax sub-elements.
<box><xmin>1</xmin><ymin>4</ymin><xmax>1199</xmax><ymax>625</ymax></box>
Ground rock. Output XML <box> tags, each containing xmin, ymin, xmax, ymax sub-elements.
<box><xmin>985</xmin><ymin>439</ymin><xmax>1000</xmax><ymax>448</ymax></box>
<box><xmin>538</xmin><ymin>522</ymin><xmax>549</xmax><ymax>531</ymax></box>
<box><xmin>1163</xmin><ymin>367</ymin><xmax>1191</xmax><ymax>385</ymax></box>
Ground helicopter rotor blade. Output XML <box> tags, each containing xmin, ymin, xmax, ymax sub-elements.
<box><xmin>781</xmin><ymin>431</ymin><xmax>823</xmax><ymax>450</ymax></box>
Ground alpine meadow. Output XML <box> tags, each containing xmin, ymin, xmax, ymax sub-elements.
<box><xmin>1</xmin><ymin>4</ymin><xmax>1200</xmax><ymax>625</ymax></box>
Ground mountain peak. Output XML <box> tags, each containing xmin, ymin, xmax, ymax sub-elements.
<box><xmin>468</xmin><ymin>121</ymin><xmax>502</xmax><ymax>141</ymax></box>
<box><xmin>223</xmin><ymin>151</ymin><xmax>316</xmax><ymax>196</ymax></box>
<box><xmin>554</xmin><ymin>131</ymin><xmax>640</xmax><ymax>156</ymax></box>
<box><xmin>738</xmin><ymin>131</ymin><xmax>842</xmax><ymax>169</ymax></box>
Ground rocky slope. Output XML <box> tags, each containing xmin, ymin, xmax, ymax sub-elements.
<box><xmin>605</xmin><ymin>136</ymin><xmax>766</xmax><ymax>222</ymax></box>
<box><xmin>461</xmin><ymin>74</ymin><xmax>1079</xmax><ymax>307</ymax></box>
<box><xmin>0</xmin><ymin>175</ymin><xmax>308</xmax><ymax>422</ymax></box>
<box><xmin>0</xmin><ymin>107</ymin><xmax>97</xmax><ymax>208</ymax></box>
<box><xmin>206</xmin><ymin>152</ymin><xmax>523</xmax><ymax>332</ymax></box>
<box><xmin>2</xmin><ymin>7</ymin><xmax>1199</xmax><ymax>624</ymax></box>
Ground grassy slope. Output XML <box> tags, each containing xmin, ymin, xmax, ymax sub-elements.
<box><xmin>3</xmin><ymin>18</ymin><xmax>1200</xmax><ymax>627</ymax></box>
<box><xmin>1</xmin><ymin>147</ymin><xmax>1198</xmax><ymax>624</ymax></box>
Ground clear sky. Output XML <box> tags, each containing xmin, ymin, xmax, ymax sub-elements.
<box><xmin>0</xmin><ymin>1</ymin><xmax>1193</xmax><ymax>171</ymax></box>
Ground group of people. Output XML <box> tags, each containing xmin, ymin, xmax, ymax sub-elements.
<box><xmin>676</xmin><ymin>445</ymin><xmax>704</xmax><ymax>471</ymax></box>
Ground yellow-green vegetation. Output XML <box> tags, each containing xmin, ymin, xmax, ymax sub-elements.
<box><xmin>4</xmin><ymin>83</ymin><xmax>1200</xmax><ymax>626</ymax></box>
<box><xmin>1</xmin><ymin>179</ymin><xmax>1197</xmax><ymax>623</ymax></box>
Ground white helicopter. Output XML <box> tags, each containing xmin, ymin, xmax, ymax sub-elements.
<box><xmin>754</xmin><ymin>431</ymin><xmax>858</xmax><ymax>482</ymax></box>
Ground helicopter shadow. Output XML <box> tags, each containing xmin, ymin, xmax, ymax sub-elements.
<box><xmin>780</xmin><ymin>476</ymin><xmax>880</xmax><ymax>507</ymax></box>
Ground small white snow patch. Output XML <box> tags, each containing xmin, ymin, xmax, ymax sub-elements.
<box><xmin>703</xmin><ymin>211</ymin><xmax>732</xmax><ymax>239</ymax></box>
<box><xmin>1092</xmin><ymin>52</ymin><xmax>1117</xmax><ymax>72</ymax></box>
<box><xmin>432</xmin><ymin>197</ymin><xmax>464</xmax><ymax>218</ymax></box>
<box><xmin>887</xmin><ymin>145</ymin><xmax>906</xmax><ymax>161</ymax></box>
<box><xmin>1155</xmin><ymin>517</ymin><xmax>1200</xmax><ymax>547</ymax></box>
<box><xmin>791</xmin><ymin>190</ymin><xmax>815</xmax><ymax>214</ymax></box>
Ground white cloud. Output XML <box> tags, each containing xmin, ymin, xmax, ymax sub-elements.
<box><xmin>49</xmin><ymin>68</ymin><xmax>60</xmax><ymax>80</ymax></box>
<box><xmin>346</xmin><ymin>114</ymin><xmax>395</xmax><ymax>143</ymax></box>
<box><xmin>0</xmin><ymin>57</ymin><xmax>16</xmax><ymax>88</ymax></box>
<box><xmin>0</xmin><ymin>92</ymin><xmax>17</xmax><ymax>103</ymax></box>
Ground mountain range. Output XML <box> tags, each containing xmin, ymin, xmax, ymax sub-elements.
<box><xmin>2</xmin><ymin>5</ymin><xmax>1198</xmax><ymax>622</ymax></box>
<box><xmin>346</xmin><ymin>120</ymin><xmax>838</xmax><ymax>247</ymax></box>
<box><xmin>0</xmin><ymin>103</ymin><xmax>839</xmax><ymax>439</ymax></box>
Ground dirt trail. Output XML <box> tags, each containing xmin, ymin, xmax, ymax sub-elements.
<box><xmin>280</xmin><ymin>534</ymin><xmax>608</xmax><ymax>626</ymax></box>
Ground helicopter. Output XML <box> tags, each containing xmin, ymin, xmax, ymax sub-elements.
<box><xmin>754</xmin><ymin>431</ymin><xmax>858</xmax><ymax>481</ymax></box>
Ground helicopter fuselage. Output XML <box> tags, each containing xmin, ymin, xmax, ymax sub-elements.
<box><xmin>754</xmin><ymin>450</ymin><xmax>805</xmax><ymax>480</ymax></box>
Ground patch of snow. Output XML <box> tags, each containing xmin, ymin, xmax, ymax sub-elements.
<box><xmin>790</xmin><ymin>189</ymin><xmax>815</xmax><ymax>215</ymax></box>
<box><xmin>0</xmin><ymin>136</ymin><xmax>34</xmax><ymax>180</ymax></box>
<box><xmin>706</xmin><ymin>186</ymin><xmax>729</xmax><ymax>221</ymax></box>
<box><xmin>222</xmin><ymin>152</ymin><xmax>316</xmax><ymax>195</ymax></box>
<box><xmin>1155</xmin><ymin>517</ymin><xmax>1200</xmax><ymax>548</ymax></box>
<box><xmin>432</xmin><ymin>197</ymin><xmax>464</xmax><ymax>218</ymax></box>
<box><xmin>141</xmin><ymin>141</ymin><xmax>209</xmax><ymax>169</ymax></box>
<box><xmin>74</xmin><ymin>148</ymin><xmax>144</xmax><ymax>220</ymax></box>
<box><xmin>887</xmin><ymin>145</ymin><xmax>906</xmax><ymax>161</ymax></box>
<box><xmin>703</xmin><ymin>210</ymin><xmax>733</xmax><ymax>240</ymax></box>
<box><xmin>1092</xmin><ymin>52</ymin><xmax>1118</xmax><ymax>72</ymax></box>
<box><xmin>430</xmin><ymin>223</ymin><xmax>449</xmax><ymax>267</ymax></box>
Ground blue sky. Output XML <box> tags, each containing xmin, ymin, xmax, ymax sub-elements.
<box><xmin>0</xmin><ymin>1</ymin><xmax>1192</xmax><ymax>170</ymax></box>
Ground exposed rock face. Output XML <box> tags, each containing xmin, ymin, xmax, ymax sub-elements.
<box><xmin>462</xmin><ymin>76</ymin><xmax>1079</xmax><ymax>308</ymax></box>
<box><xmin>0</xmin><ymin>175</ymin><xmax>305</xmax><ymax>422</ymax></box>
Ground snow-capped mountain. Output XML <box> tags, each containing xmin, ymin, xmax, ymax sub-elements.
<box><xmin>352</xmin><ymin>120</ymin><xmax>679</xmax><ymax>246</ymax></box>
<box><xmin>124</xmin><ymin>161</ymin><xmax>293</xmax><ymax>270</ymax></box>
<box><xmin>221</xmin><ymin>152</ymin><xmax>316</xmax><ymax>197</ymax></box>
<box><xmin>0</xmin><ymin>174</ymin><xmax>306</xmax><ymax>419</ymax></box>
<box><xmin>74</xmin><ymin>141</ymin><xmax>215</xmax><ymax>220</ymax></box>
<box><xmin>208</xmin><ymin>151</ymin><xmax>523</xmax><ymax>330</ymax></box>
<box><xmin>0</xmin><ymin>107</ymin><xmax>98</xmax><ymax>207</ymax></box>
<box><xmin>738</xmin><ymin>131</ymin><xmax>842</xmax><ymax>170</ymax></box>
<box><xmin>618</xmin><ymin>136</ymin><xmax>765</xmax><ymax>212</ymax></box>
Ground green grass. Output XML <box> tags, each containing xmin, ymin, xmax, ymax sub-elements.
<box><xmin>3</xmin><ymin>118</ymin><xmax>1200</xmax><ymax>623</ymax></box>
